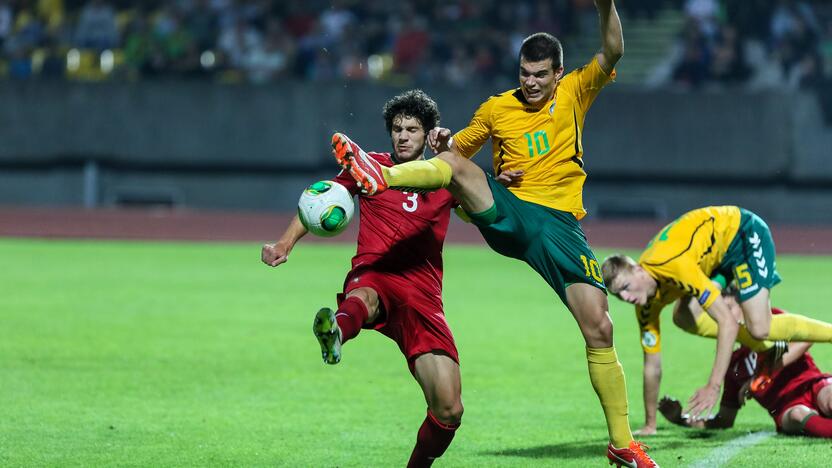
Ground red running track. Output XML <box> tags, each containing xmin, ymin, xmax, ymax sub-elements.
<box><xmin>1</xmin><ymin>207</ymin><xmax>830</xmax><ymax>254</ymax></box>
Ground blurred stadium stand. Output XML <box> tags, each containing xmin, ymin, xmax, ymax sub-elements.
<box><xmin>1</xmin><ymin>0</ymin><xmax>832</xmax><ymax>223</ymax></box>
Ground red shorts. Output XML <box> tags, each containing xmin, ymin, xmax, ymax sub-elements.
<box><xmin>337</xmin><ymin>268</ymin><xmax>459</xmax><ymax>374</ymax></box>
<box><xmin>774</xmin><ymin>375</ymin><xmax>832</xmax><ymax>430</ymax></box>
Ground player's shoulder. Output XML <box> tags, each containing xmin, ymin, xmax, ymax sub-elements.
<box><xmin>486</xmin><ymin>89</ymin><xmax>526</xmax><ymax>107</ymax></box>
<box><xmin>560</xmin><ymin>56</ymin><xmax>604</xmax><ymax>85</ymax></box>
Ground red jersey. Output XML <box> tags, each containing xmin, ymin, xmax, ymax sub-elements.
<box><xmin>333</xmin><ymin>152</ymin><xmax>456</xmax><ymax>298</ymax></box>
<box><xmin>722</xmin><ymin>308</ymin><xmax>827</xmax><ymax>414</ymax></box>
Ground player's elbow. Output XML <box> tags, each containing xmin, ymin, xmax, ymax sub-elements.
<box><xmin>606</xmin><ymin>45</ymin><xmax>623</xmax><ymax>62</ymax></box>
<box><xmin>644</xmin><ymin>364</ymin><xmax>661</xmax><ymax>379</ymax></box>
<box><xmin>644</xmin><ymin>360</ymin><xmax>662</xmax><ymax>380</ymax></box>
<box><xmin>714</xmin><ymin>312</ymin><xmax>739</xmax><ymax>330</ymax></box>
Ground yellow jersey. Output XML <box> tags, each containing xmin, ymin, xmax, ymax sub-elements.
<box><xmin>636</xmin><ymin>205</ymin><xmax>742</xmax><ymax>353</ymax></box>
<box><xmin>452</xmin><ymin>57</ymin><xmax>615</xmax><ymax>219</ymax></box>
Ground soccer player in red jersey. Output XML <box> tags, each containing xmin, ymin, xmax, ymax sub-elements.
<box><xmin>658</xmin><ymin>289</ymin><xmax>832</xmax><ymax>437</ymax></box>
<box><xmin>262</xmin><ymin>90</ymin><xmax>462</xmax><ymax>467</ymax></box>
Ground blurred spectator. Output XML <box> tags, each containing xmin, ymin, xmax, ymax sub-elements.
<box><xmin>319</xmin><ymin>0</ymin><xmax>354</xmax><ymax>43</ymax></box>
<box><xmin>184</xmin><ymin>0</ymin><xmax>218</xmax><ymax>50</ymax></box>
<box><xmin>1</xmin><ymin>0</ymin><xmax>830</xmax><ymax>89</ymax></box>
<box><xmin>392</xmin><ymin>13</ymin><xmax>429</xmax><ymax>75</ymax></box>
<box><xmin>770</xmin><ymin>0</ymin><xmax>820</xmax><ymax>47</ymax></box>
<box><xmin>75</xmin><ymin>0</ymin><xmax>118</xmax><ymax>49</ymax></box>
<box><xmin>244</xmin><ymin>17</ymin><xmax>294</xmax><ymax>83</ymax></box>
<box><xmin>659</xmin><ymin>0</ymin><xmax>830</xmax><ymax>90</ymax></box>
<box><xmin>0</xmin><ymin>1</ymin><xmax>12</xmax><ymax>51</ymax></box>
<box><xmin>671</xmin><ymin>20</ymin><xmax>711</xmax><ymax>88</ymax></box>
<box><xmin>710</xmin><ymin>24</ymin><xmax>750</xmax><ymax>85</ymax></box>
<box><xmin>684</xmin><ymin>0</ymin><xmax>719</xmax><ymax>39</ymax></box>
<box><xmin>621</xmin><ymin>0</ymin><xmax>662</xmax><ymax>22</ymax></box>
<box><xmin>39</xmin><ymin>39</ymin><xmax>65</xmax><ymax>78</ymax></box>
<box><xmin>123</xmin><ymin>13</ymin><xmax>158</xmax><ymax>75</ymax></box>
<box><xmin>217</xmin><ymin>16</ymin><xmax>261</xmax><ymax>68</ymax></box>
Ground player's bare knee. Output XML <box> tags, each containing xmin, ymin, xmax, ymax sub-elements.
<box><xmin>817</xmin><ymin>385</ymin><xmax>832</xmax><ymax>416</ymax></box>
<box><xmin>438</xmin><ymin>152</ymin><xmax>472</xmax><ymax>182</ymax></box>
<box><xmin>431</xmin><ymin>400</ymin><xmax>463</xmax><ymax>425</ymax></box>
<box><xmin>583</xmin><ymin>316</ymin><xmax>613</xmax><ymax>348</ymax></box>
<box><xmin>345</xmin><ymin>288</ymin><xmax>380</xmax><ymax>321</ymax></box>
<box><xmin>781</xmin><ymin>405</ymin><xmax>813</xmax><ymax>434</ymax></box>
<box><xmin>597</xmin><ymin>318</ymin><xmax>613</xmax><ymax>342</ymax></box>
<box><xmin>746</xmin><ymin>321</ymin><xmax>770</xmax><ymax>341</ymax></box>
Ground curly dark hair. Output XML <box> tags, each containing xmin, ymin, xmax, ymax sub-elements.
<box><xmin>382</xmin><ymin>89</ymin><xmax>440</xmax><ymax>134</ymax></box>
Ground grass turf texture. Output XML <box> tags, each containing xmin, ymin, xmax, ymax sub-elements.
<box><xmin>2</xmin><ymin>238</ymin><xmax>831</xmax><ymax>467</ymax></box>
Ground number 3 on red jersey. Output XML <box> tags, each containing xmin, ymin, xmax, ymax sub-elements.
<box><xmin>402</xmin><ymin>192</ymin><xmax>418</xmax><ymax>212</ymax></box>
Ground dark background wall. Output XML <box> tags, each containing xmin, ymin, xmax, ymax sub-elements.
<box><xmin>1</xmin><ymin>81</ymin><xmax>830</xmax><ymax>223</ymax></box>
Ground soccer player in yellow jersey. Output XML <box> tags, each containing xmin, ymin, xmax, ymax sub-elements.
<box><xmin>330</xmin><ymin>1</ymin><xmax>658</xmax><ymax>466</ymax></box>
<box><xmin>602</xmin><ymin>205</ymin><xmax>832</xmax><ymax>433</ymax></box>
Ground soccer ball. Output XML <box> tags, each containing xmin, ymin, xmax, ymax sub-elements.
<box><xmin>297</xmin><ymin>180</ymin><xmax>354</xmax><ymax>237</ymax></box>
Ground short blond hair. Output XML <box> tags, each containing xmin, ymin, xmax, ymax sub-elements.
<box><xmin>601</xmin><ymin>254</ymin><xmax>638</xmax><ymax>289</ymax></box>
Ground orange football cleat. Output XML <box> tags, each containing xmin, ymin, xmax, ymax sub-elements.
<box><xmin>331</xmin><ymin>132</ymin><xmax>388</xmax><ymax>195</ymax></box>
<box><xmin>607</xmin><ymin>440</ymin><xmax>659</xmax><ymax>468</ymax></box>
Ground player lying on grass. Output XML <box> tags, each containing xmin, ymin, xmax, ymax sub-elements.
<box><xmin>658</xmin><ymin>288</ymin><xmax>832</xmax><ymax>437</ymax></box>
<box><xmin>262</xmin><ymin>90</ymin><xmax>462</xmax><ymax>467</ymax></box>
<box><xmin>330</xmin><ymin>2</ymin><xmax>658</xmax><ymax>466</ymax></box>
<box><xmin>602</xmin><ymin>206</ymin><xmax>832</xmax><ymax>426</ymax></box>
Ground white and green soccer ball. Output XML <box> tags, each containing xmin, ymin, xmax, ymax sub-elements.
<box><xmin>297</xmin><ymin>180</ymin><xmax>354</xmax><ymax>237</ymax></box>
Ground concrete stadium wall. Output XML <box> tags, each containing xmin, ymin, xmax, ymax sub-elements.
<box><xmin>1</xmin><ymin>81</ymin><xmax>830</xmax><ymax>222</ymax></box>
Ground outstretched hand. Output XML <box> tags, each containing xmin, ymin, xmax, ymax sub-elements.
<box><xmin>428</xmin><ymin>127</ymin><xmax>452</xmax><ymax>154</ymax></box>
<box><xmin>261</xmin><ymin>243</ymin><xmax>289</xmax><ymax>267</ymax></box>
<box><xmin>685</xmin><ymin>383</ymin><xmax>720</xmax><ymax>421</ymax></box>
<box><xmin>495</xmin><ymin>170</ymin><xmax>525</xmax><ymax>187</ymax></box>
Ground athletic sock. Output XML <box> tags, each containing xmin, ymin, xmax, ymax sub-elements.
<box><xmin>467</xmin><ymin>203</ymin><xmax>498</xmax><ymax>225</ymax></box>
<box><xmin>691</xmin><ymin>311</ymin><xmax>719</xmax><ymax>337</ymax></box>
<box><xmin>407</xmin><ymin>409</ymin><xmax>459</xmax><ymax>468</ymax></box>
<box><xmin>383</xmin><ymin>158</ymin><xmax>452</xmax><ymax>190</ymax></box>
<box><xmin>586</xmin><ymin>346</ymin><xmax>633</xmax><ymax>448</ymax></box>
<box><xmin>767</xmin><ymin>313</ymin><xmax>832</xmax><ymax>343</ymax></box>
<box><xmin>803</xmin><ymin>414</ymin><xmax>832</xmax><ymax>437</ymax></box>
<box><xmin>691</xmin><ymin>311</ymin><xmax>774</xmax><ymax>352</ymax></box>
<box><xmin>334</xmin><ymin>296</ymin><xmax>368</xmax><ymax>344</ymax></box>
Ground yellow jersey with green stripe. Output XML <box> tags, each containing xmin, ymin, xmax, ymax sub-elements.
<box><xmin>452</xmin><ymin>57</ymin><xmax>615</xmax><ymax>219</ymax></box>
<box><xmin>635</xmin><ymin>206</ymin><xmax>742</xmax><ymax>353</ymax></box>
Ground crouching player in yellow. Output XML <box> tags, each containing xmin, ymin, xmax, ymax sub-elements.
<box><xmin>602</xmin><ymin>205</ymin><xmax>832</xmax><ymax>432</ymax></box>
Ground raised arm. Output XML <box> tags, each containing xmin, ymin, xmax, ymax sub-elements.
<box><xmin>594</xmin><ymin>0</ymin><xmax>623</xmax><ymax>74</ymax></box>
<box><xmin>261</xmin><ymin>215</ymin><xmax>308</xmax><ymax>267</ymax></box>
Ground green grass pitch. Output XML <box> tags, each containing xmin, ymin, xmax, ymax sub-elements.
<box><xmin>2</xmin><ymin>238</ymin><xmax>830</xmax><ymax>467</ymax></box>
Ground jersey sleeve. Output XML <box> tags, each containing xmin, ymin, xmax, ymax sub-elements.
<box><xmin>648</xmin><ymin>258</ymin><xmax>722</xmax><ymax>310</ymax></box>
<box><xmin>636</xmin><ymin>303</ymin><xmax>662</xmax><ymax>354</ymax></box>
<box><xmin>557</xmin><ymin>56</ymin><xmax>616</xmax><ymax>114</ymax></box>
<box><xmin>333</xmin><ymin>169</ymin><xmax>361</xmax><ymax>196</ymax></box>
<box><xmin>452</xmin><ymin>97</ymin><xmax>495</xmax><ymax>159</ymax></box>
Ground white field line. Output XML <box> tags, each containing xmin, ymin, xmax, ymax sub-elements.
<box><xmin>688</xmin><ymin>431</ymin><xmax>775</xmax><ymax>468</ymax></box>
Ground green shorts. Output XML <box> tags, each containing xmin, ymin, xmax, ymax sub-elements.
<box><xmin>468</xmin><ymin>176</ymin><xmax>606</xmax><ymax>304</ymax></box>
<box><xmin>715</xmin><ymin>208</ymin><xmax>782</xmax><ymax>302</ymax></box>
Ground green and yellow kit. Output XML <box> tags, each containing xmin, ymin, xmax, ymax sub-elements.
<box><xmin>453</xmin><ymin>57</ymin><xmax>616</xmax><ymax>302</ymax></box>
<box><xmin>636</xmin><ymin>205</ymin><xmax>781</xmax><ymax>353</ymax></box>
